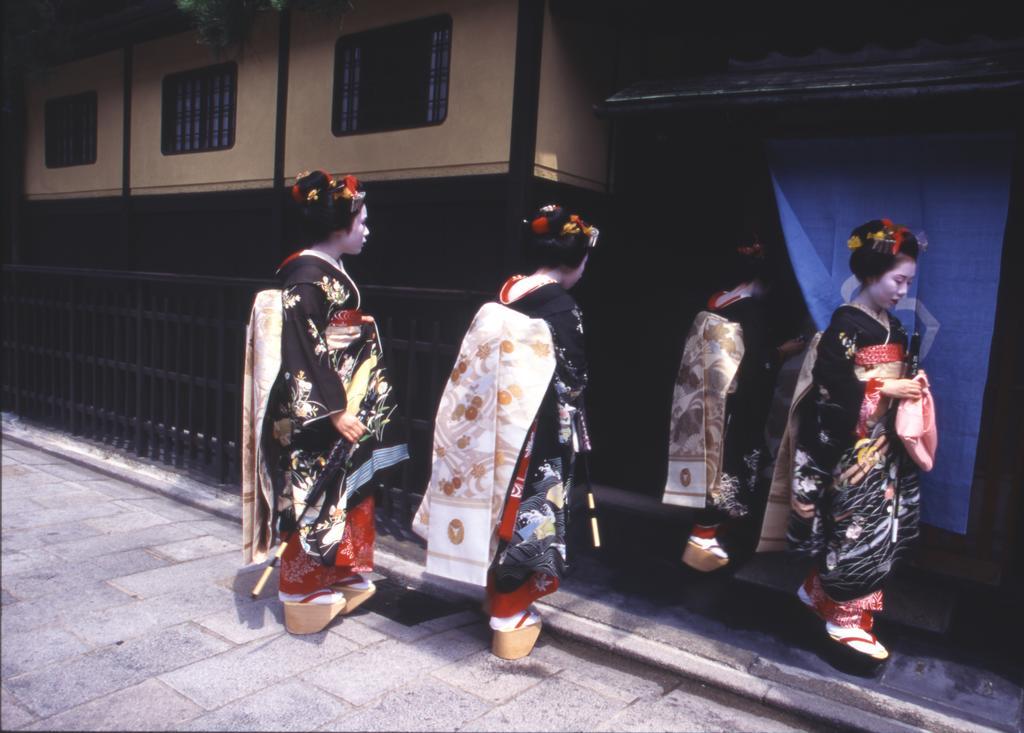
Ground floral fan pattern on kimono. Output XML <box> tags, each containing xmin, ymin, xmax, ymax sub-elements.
<box><xmin>663</xmin><ymin>312</ymin><xmax>745</xmax><ymax>508</ymax></box>
<box><xmin>412</xmin><ymin>303</ymin><xmax>555</xmax><ymax>587</ymax></box>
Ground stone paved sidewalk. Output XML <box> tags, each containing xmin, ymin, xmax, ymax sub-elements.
<box><xmin>1</xmin><ymin>439</ymin><xmax>822</xmax><ymax>732</ymax></box>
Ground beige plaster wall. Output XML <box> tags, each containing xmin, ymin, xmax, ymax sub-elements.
<box><xmin>285</xmin><ymin>0</ymin><xmax>517</xmax><ymax>182</ymax></box>
<box><xmin>130</xmin><ymin>13</ymin><xmax>279</xmax><ymax>194</ymax></box>
<box><xmin>24</xmin><ymin>51</ymin><xmax>124</xmax><ymax>200</ymax></box>
<box><xmin>534</xmin><ymin>6</ymin><xmax>612</xmax><ymax>192</ymax></box>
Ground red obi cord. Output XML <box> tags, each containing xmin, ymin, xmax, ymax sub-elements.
<box><xmin>854</xmin><ymin>343</ymin><xmax>905</xmax><ymax>367</ymax></box>
<box><xmin>330</xmin><ymin>309</ymin><xmax>364</xmax><ymax>327</ymax></box>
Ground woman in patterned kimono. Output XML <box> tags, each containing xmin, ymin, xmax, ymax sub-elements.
<box><xmin>413</xmin><ymin>204</ymin><xmax>597</xmax><ymax>660</ymax></box>
<box><xmin>266</xmin><ymin>170</ymin><xmax>407</xmax><ymax>634</ymax></box>
<box><xmin>485</xmin><ymin>205</ymin><xmax>596</xmax><ymax>657</ymax></box>
<box><xmin>674</xmin><ymin>238</ymin><xmax>805</xmax><ymax>571</ymax></box>
<box><xmin>782</xmin><ymin>219</ymin><xmax>926</xmax><ymax>661</ymax></box>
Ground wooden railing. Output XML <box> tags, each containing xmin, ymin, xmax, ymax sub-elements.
<box><xmin>1</xmin><ymin>265</ymin><xmax>487</xmax><ymax>524</ymax></box>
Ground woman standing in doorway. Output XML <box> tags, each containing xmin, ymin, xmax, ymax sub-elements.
<box><xmin>665</xmin><ymin>236</ymin><xmax>803</xmax><ymax>570</ymax></box>
<box><xmin>762</xmin><ymin>219</ymin><xmax>929</xmax><ymax>662</ymax></box>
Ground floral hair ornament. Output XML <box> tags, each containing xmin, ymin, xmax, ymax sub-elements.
<box><xmin>291</xmin><ymin>169</ymin><xmax>339</xmax><ymax>205</ymax></box>
<box><xmin>562</xmin><ymin>214</ymin><xmax>600</xmax><ymax>248</ymax></box>
<box><xmin>737</xmin><ymin>234</ymin><xmax>765</xmax><ymax>258</ymax></box>
<box><xmin>847</xmin><ymin>234</ymin><xmax>864</xmax><ymax>250</ymax></box>
<box><xmin>290</xmin><ymin>170</ymin><xmax>311</xmax><ymax>204</ymax></box>
<box><xmin>867</xmin><ymin>218</ymin><xmax>912</xmax><ymax>255</ymax></box>
<box><xmin>331</xmin><ymin>174</ymin><xmax>365</xmax><ymax>213</ymax></box>
<box><xmin>530</xmin><ymin>216</ymin><xmax>551</xmax><ymax>235</ymax></box>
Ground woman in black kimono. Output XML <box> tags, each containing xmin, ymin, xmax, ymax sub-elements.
<box><xmin>681</xmin><ymin>238</ymin><xmax>805</xmax><ymax>571</ymax></box>
<box><xmin>487</xmin><ymin>205</ymin><xmax>596</xmax><ymax>655</ymax></box>
<box><xmin>789</xmin><ymin>219</ymin><xmax>925</xmax><ymax>661</ymax></box>
<box><xmin>267</xmin><ymin>170</ymin><xmax>407</xmax><ymax>634</ymax></box>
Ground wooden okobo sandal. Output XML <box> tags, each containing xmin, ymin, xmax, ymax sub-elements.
<box><xmin>280</xmin><ymin>589</ymin><xmax>347</xmax><ymax>635</ymax></box>
<box><xmin>681</xmin><ymin>536</ymin><xmax>730</xmax><ymax>571</ymax></box>
<box><xmin>490</xmin><ymin>609</ymin><xmax>542</xmax><ymax>660</ymax></box>
<box><xmin>331</xmin><ymin>575</ymin><xmax>377</xmax><ymax>615</ymax></box>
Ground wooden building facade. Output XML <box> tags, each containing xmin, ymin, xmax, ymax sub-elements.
<box><xmin>3</xmin><ymin>0</ymin><xmax>1022</xmax><ymax>595</ymax></box>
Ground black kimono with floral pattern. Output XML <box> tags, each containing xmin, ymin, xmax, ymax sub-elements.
<box><xmin>788</xmin><ymin>306</ymin><xmax>919</xmax><ymax>601</ymax></box>
<box><xmin>266</xmin><ymin>251</ymin><xmax>407</xmax><ymax>565</ymax></box>
<box><xmin>699</xmin><ymin>295</ymin><xmax>778</xmax><ymax>525</ymax></box>
<box><xmin>492</xmin><ymin>283</ymin><xmax>590</xmax><ymax>592</ymax></box>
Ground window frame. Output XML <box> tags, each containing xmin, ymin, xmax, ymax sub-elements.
<box><xmin>331</xmin><ymin>14</ymin><xmax>453</xmax><ymax>137</ymax></box>
<box><xmin>44</xmin><ymin>91</ymin><xmax>98</xmax><ymax>169</ymax></box>
<box><xmin>160</xmin><ymin>62</ymin><xmax>238</xmax><ymax>156</ymax></box>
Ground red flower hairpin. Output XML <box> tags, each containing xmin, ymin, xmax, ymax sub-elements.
<box><xmin>531</xmin><ymin>216</ymin><xmax>550</xmax><ymax>235</ymax></box>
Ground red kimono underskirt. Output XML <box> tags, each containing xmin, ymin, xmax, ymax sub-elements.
<box><xmin>278</xmin><ymin>496</ymin><xmax>375</xmax><ymax>595</ymax></box>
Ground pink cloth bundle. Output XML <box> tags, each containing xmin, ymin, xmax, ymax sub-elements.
<box><xmin>895</xmin><ymin>372</ymin><xmax>938</xmax><ymax>472</ymax></box>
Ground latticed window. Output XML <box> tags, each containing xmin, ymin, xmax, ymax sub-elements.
<box><xmin>161</xmin><ymin>63</ymin><xmax>237</xmax><ymax>154</ymax></box>
<box><xmin>332</xmin><ymin>15</ymin><xmax>452</xmax><ymax>136</ymax></box>
<box><xmin>45</xmin><ymin>92</ymin><xmax>97</xmax><ymax>168</ymax></box>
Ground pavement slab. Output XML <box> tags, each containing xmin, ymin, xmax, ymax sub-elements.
<box><xmin>1</xmin><ymin>501</ymin><xmax>128</xmax><ymax>531</ymax></box>
<box><xmin>115</xmin><ymin>496</ymin><xmax>219</xmax><ymax>523</ymax></box>
<box><xmin>83</xmin><ymin>507</ymin><xmax>174</xmax><ymax>534</ymax></box>
<box><xmin>1</xmin><ymin>686</ymin><xmax>37</xmax><ymax>729</ymax></box>
<box><xmin>45</xmin><ymin>521</ymin><xmax>208</xmax><ymax>561</ymax></box>
<box><xmin>30</xmin><ymin>486</ymin><xmax>118</xmax><ymax>509</ymax></box>
<box><xmin>532</xmin><ymin>638</ymin><xmax>681</xmax><ymax>704</ymax></box>
<box><xmin>33</xmin><ymin>462</ymin><xmax>109</xmax><ymax>481</ymax></box>
<box><xmin>302</xmin><ymin>629</ymin><xmax>484</xmax><ymax>708</ymax></box>
<box><xmin>325</xmin><ymin>676</ymin><xmax>493</xmax><ymax>732</ymax></box>
<box><xmin>20</xmin><ymin>678</ymin><xmax>204</xmax><ymax>731</ymax></box>
<box><xmin>195</xmin><ymin>596</ymin><xmax>286</xmax><ymax>645</ymax></box>
<box><xmin>185</xmin><ymin>679</ymin><xmax>352</xmax><ymax>732</ymax></box>
<box><xmin>73</xmin><ymin>477</ymin><xmax>160</xmax><ymax>500</ymax></box>
<box><xmin>1</xmin><ymin>519</ymin><xmax>107</xmax><ymax>553</ymax></box>
<box><xmin>4</xmin><ymin>623</ymin><xmax>232</xmax><ymax>718</ymax></box>
<box><xmin>150</xmin><ymin>534</ymin><xmax>238</xmax><ymax>562</ymax></box>
<box><xmin>159</xmin><ymin>629</ymin><xmax>358</xmax><ymax>710</ymax></box>
<box><xmin>0</xmin><ymin>547</ymin><xmax>64</xmax><ymax>577</ymax></box>
<box><xmin>471</xmin><ymin>674</ymin><xmax>628</xmax><ymax>732</ymax></box>
<box><xmin>1</xmin><ymin>448</ymin><xmax>62</xmax><ymax>465</ymax></box>
<box><xmin>1</xmin><ymin>626</ymin><xmax>93</xmax><ymax>679</ymax></box>
<box><xmin>0</xmin><ymin>581</ymin><xmax>137</xmax><ymax>635</ymax></box>
<box><xmin>326</xmin><ymin>616</ymin><xmax>390</xmax><ymax>648</ymax></box>
<box><xmin>0</xmin><ymin>548</ymin><xmax>171</xmax><ymax>600</ymax></box>
<box><xmin>71</xmin><ymin>583</ymin><xmax>238</xmax><ymax>646</ymax></box>
<box><xmin>433</xmin><ymin>646</ymin><xmax>561</xmax><ymax>704</ymax></box>
<box><xmin>597</xmin><ymin>683</ymin><xmax>809</xmax><ymax>733</ymax></box>
<box><xmin>106</xmin><ymin>551</ymin><xmax>248</xmax><ymax>598</ymax></box>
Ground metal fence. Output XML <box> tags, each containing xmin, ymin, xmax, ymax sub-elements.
<box><xmin>1</xmin><ymin>265</ymin><xmax>486</xmax><ymax>524</ymax></box>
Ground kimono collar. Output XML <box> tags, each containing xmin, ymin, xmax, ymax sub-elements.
<box><xmin>499</xmin><ymin>274</ymin><xmax>558</xmax><ymax>304</ymax></box>
<box><xmin>278</xmin><ymin>249</ymin><xmax>361</xmax><ymax>308</ymax></box>
<box><xmin>707</xmin><ymin>281</ymin><xmax>757</xmax><ymax>311</ymax></box>
<box><xmin>299</xmin><ymin>248</ymin><xmax>349</xmax><ymax>276</ymax></box>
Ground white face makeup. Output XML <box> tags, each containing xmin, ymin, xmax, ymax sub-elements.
<box><xmin>863</xmin><ymin>255</ymin><xmax>917</xmax><ymax>311</ymax></box>
<box><xmin>332</xmin><ymin>205</ymin><xmax>369</xmax><ymax>256</ymax></box>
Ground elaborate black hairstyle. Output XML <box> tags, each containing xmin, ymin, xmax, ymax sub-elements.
<box><xmin>847</xmin><ymin>218</ymin><xmax>921</xmax><ymax>283</ymax></box>
<box><xmin>525</xmin><ymin>204</ymin><xmax>599</xmax><ymax>269</ymax></box>
<box><xmin>725</xmin><ymin>232</ymin><xmax>769</xmax><ymax>284</ymax></box>
<box><xmin>290</xmin><ymin>169</ymin><xmax>365</xmax><ymax>243</ymax></box>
